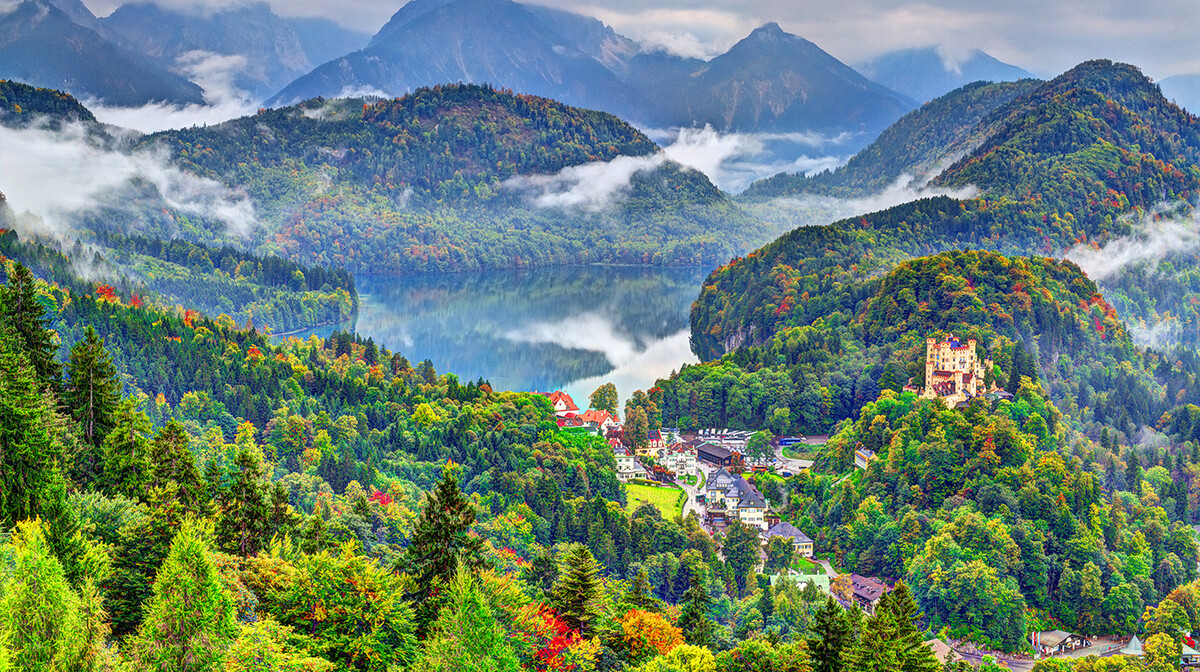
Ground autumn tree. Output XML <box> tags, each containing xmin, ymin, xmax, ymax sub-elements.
<box><xmin>621</xmin><ymin>609</ymin><xmax>683</xmax><ymax>662</ymax></box>
<box><xmin>590</xmin><ymin>383</ymin><xmax>619</xmax><ymax>413</ymax></box>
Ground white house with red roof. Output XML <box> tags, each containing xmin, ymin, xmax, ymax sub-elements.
<box><xmin>580</xmin><ymin>409</ymin><xmax>620</xmax><ymax>432</ymax></box>
<box><xmin>662</xmin><ymin>442</ymin><xmax>697</xmax><ymax>475</ymax></box>
<box><xmin>540</xmin><ymin>391</ymin><xmax>579</xmax><ymax>418</ymax></box>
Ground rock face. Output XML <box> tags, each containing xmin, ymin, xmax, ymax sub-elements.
<box><xmin>0</xmin><ymin>0</ymin><xmax>205</xmax><ymax>106</ymax></box>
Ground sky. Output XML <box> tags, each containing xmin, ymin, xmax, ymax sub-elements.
<box><xmin>78</xmin><ymin>0</ymin><xmax>1200</xmax><ymax>80</ymax></box>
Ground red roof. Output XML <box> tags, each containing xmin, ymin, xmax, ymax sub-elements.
<box><xmin>545</xmin><ymin>391</ymin><xmax>578</xmax><ymax>412</ymax></box>
<box><xmin>580</xmin><ymin>409</ymin><xmax>618</xmax><ymax>425</ymax></box>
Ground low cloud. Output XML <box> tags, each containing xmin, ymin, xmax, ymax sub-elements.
<box><xmin>0</xmin><ymin>120</ymin><xmax>256</xmax><ymax>238</ymax></box>
<box><xmin>1129</xmin><ymin>319</ymin><xmax>1183</xmax><ymax>350</ymax></box>
<box><xmin>506</xmin><ymin>124</ymin><xmax>849</xmax><ymax>206</ymax></box>
<box><xmin>1064</xmin><ymin>208</ymin><xmax>1200</xmax><ymax>281</ymax></box>
<box><xmin>747</xmin><ymin>173</ymin><xmax>979</xmax><ymax>230</ymax></box>
<box><xmin>84</xmin><ymin>50</ymin><xmax>259</xmax><ymax>133</ymax></box>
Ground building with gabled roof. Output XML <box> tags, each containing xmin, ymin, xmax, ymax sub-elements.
<box><xmin>662</xmin><ymin>442</ymin><xmax>697</xmax><ymax>475</ymax></box>
<box><xmin>579</xmin><ymin>409</ymin><xmax>620</xmax><ymax>432</ymax></box>
<box><xmin>541</xmin><ymin>390</ymin><xmax>579</xmax><ymax>417</ymax></box>
<box><xmin>764</xmin><ymin>521</ymin><xmax>814</xmax><ymax>557</ymax></box>
<box><xmin>847</xmin><ymin>574</ymin><xmax>890</xmax><ymax>613</ymax></box>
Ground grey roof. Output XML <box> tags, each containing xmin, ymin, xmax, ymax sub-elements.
<box><xmin>1037</xmin><ymin>631</ymin><xmax>1074</xmax><ymax>648</ymax></box>
<box><xmin>707</xmin><ymin>468</ymin><xmax>735</xmax><ymax>490</ymax></box>
<box><xmin>765</xmin><ymin>522</ymin><xmax>813</xmax><ymax>543</ymax></box>
<box><xmin>1119</xmin><ymin>635</ymin><xmax>1143</xmax><ymax>657</ymax></box>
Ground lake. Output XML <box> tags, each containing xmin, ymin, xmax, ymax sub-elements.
<box><xmin>303</xmin><ymin>265</ymin><xmax>708</xmax><ymax>405</ymax></box>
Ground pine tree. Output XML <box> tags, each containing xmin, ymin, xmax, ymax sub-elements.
<box><xmin>128</xmin><ymin>519</ymin><xmax>238</xmax><ymax>672</ymax></box>
<box><xmin>552</xmin><ymin>544</ymin><xmax>603</xmax><ymax>636</ymax></box>
<box><xmin>622</xmin><ymin>568</ymin><xmax>664</xmax><ymax>613</ymax></box>
<box><xmin>843</xmin><ymin>609</ymin><xmax>901</xmax><ymax>672</ymax></box>
<box><xmin>216</xmin><ymin>446</ymin><xmax>271</xmax><ymax>556</ymax></box>
<box><xmin>64</xmin><ymin>325</ymin><xmax>120</xmax><ymax>447</ymax></box>
<box><xmin>722</xmin><ymin>519</ymin><xmax>760</xmax><ymax>597</ymax></box>
<box><xmin>808</xmin><ymin>596</ymin><xmax>852</xmax><ymax>672</ymax></box>
<box><xmin>403</xmin><ymin>462</ymin><xmax>485</xmax><ymax>596</ymax></box>
<box><xmin>677</xmin><ymin>568</ymin><xmax>714</xmax><ymax>647</ymax></box>
<box><xmin>415</xmin><ymin>570</ymin><xmax>521</xmax><ymax>672</ymax></box>
<box><xmin>758</xmin><ymin>576</ymin><xmax>775</xmax><ymax>621</ymax></box>
<box><xmin>0</xmin><ymin>520</ymin><xmax>100</xmax><ymax>670</ymax></box>
<box><xmin>103</xmin><ymin>484</ymin><xmax>184</xmax><ymax>637</ymax></box>
<box><xmin>879</xmin><ymin>582</ymin><xmax>940</xmax><ymax>672</ymax></box>
<box><xmin>147</xmin><ymin>420</ymin><xmax>206</xmax><ymax>514</ymax></box>
<box><xmin>100</xmin><ymin>399</ymin><xmax>152</xmax><ymax>499</ymax></box>
<box><xmin>0</xmin><ymin>263</ymin><xmax>60</xmax><ymax>389</ymax></box>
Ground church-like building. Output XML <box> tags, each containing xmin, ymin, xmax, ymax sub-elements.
<box><xmin>922</xmin><ymin>336</ymin><xmax>993</xmax><ymax>407</ymax></box>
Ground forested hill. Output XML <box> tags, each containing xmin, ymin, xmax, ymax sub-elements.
<box><xmin>0</xmin><ymin>79</ymin><xmax>96</xmax><ymax>126</ymax></box>
<box><xmin>743</xmin><ymin>79</ymin><xmax>1041</xmax><ymax>198</ymax></box>
<box><xmin>130</xmin><ymin>84</ymin><xmax>761</xmax><ymax>272</ymax></box>
<box><xmin>693</xmin><ymin>60</ymin><xmax>1200</xmax><ymax>360</ymax></box>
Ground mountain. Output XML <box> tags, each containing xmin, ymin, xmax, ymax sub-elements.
<box><xmin>1160</xmin><ymin>73</ymin><xmax>1200</xmax><ymax>114</ymax></box>
<box><xmin>0</xmin><ymin>0</ymin><xmax>205</xmax><ymax>106</ymax></box>
<box><xmin>691</xmin><ymin>60</ymin><xmax>1200</xmax><ymax>360</ymax></box>
<box><xmin>744</xmin><ymin>79</ymin><xmax>1041</xmax><ymax>198</ymax></box>
<box><xmin>99</xmin><ymin>2</ymin><xmax>318</xmax><ymax>101</ymax></box>
<box><xmin>523</xmin><ymin>4</ymin><xmax>639</xmax><ymax>76</ymax></box>
<box><xmin>625</xmin><ymin>23</ymin><xmax>915</xmax><ymax>136</ymax></box>
<box><xmin>283</xmin><ymin>17</ymin><xmax>370</xmax><ymax>69</ymax></box>
<box><xmin>858</xmin><ymin>47</ymin><xmax>1034</xmax><ymax>103</ymax></box>
<box><xmin>131</xmin><ymin>84</ymin><xmax>765</xmax><ymax>272</ymax></box>
<box><xmin>0</xmin><ymin>79</ymin><xmax>98</xmax><ymax>127</ymax></box>
<box><xmin>45</xmin><ymin>0</ymin><xmax>99</xmax><ymax>29</ymax></box>
<box><xmin>267</xmin><ymin>0</ymin><xmax>651</xmax><ymax>122</ymax></box>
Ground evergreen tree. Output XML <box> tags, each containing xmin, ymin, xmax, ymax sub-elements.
<box><xmin>879</xmin><ymin>582</ymin><xmax>940</xmax><ymax>672</ymax></box>
<box><xmin>403</xmin><ymin>463</ymin><xmax>485</xmax><ymax>597</ymax></box>
<box><xmin>621</xmin><ymin>567</ymin><xmax>665</xmax><ymax>613</ymax></box>
<box><xmin>147</xmin><ymin>420</ymin><xmax>206</xmax><ymax>514</ymax></box>
<box><xmin>0</xmin><ymin>520</ymin><xmax>100</xmax><ymax>670</ymax></box>
<box><xmin>103</xmin><ymin>484</ymin><xmax>184</xmax><ymax>637</ymax></box>
<box><xmin>843</xmin><ymin>608</ymin><xmax>900</xmax><ymax>672</ymax></box>
<box><xmin>552</xmin><ymin>544</ymin><xmax>603</xmax><ymax>636</ymax></box>
<box><xmin>808</xmin><ymin>596</ymin><xmax>852</xmax><ymax>672</ymax></box>
<box><xmin>414</xmin><ymin>570</ymin><xmax>520</xmax><ymax>672</ymax></box>
<box><xmin>100</xmin><ymin>399</ymin><xmax>152</xmax><ymax>499</ymax></box>
<box><xmin>128</xmin><ymin>519</ymin><xmax>238</xmax><ymax>672</ymax></box>
<box><xmin>723</xmin><ymin>519</ymin><xmax>760</xmax><ymax>597</ymax></box>
<box><xmin>677</xmin><ymin>568</ymin><xmax>714</xmax><ymax>647</ymax></box>
<box><xmin>216</xmin><ymin>446</ymin><xmax>271</xmax><ymax>556</ymax></box>
<box><xmin>0</xmin><ymin>263</ymin><xmax>60</xmax><ymax>389</ymax></box>
<box><xmin>757</xmin><ymin>575</ymin><xmax>775</xmax><ymax>621</ymax></box>
<box><xmin>64</xmin><ymin>326</ymin><xmax>120</xmax><ymax>447</ymax></box>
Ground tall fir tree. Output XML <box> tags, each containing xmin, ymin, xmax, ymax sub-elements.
<box><xmin>881</xmin><ymin>582</ymin><xmax>940</xmax><ymax>672</ymax></box>
<box><xmin>552</xmin><ymin>544</ymin><xmax>604</xmax><ymax>636</ymax></box>
<box><xmin>100</xmin><ymin>399</ymin><xmax>152</xmax><ymax>500</ymax></box>
<box><xmin>216</xmin><ymin>446</ymin><xmax>271</xmax><ymax>556</ymax></box>
<box><xmin>722</xmin><ymin>519</ymin><xmax>760</xmax><ymax>598</ymax></box>
<box><xmin>147</xmin><ymin>420</ymin><xmax>206</xmax><ymax>514</ymax></box>
<box><xmin>403</xmin><ymin>462</ymin><xmax>485</xmax><ymax>596</ymax></box>
<box><xmin>64</xmin><ymin>325</ymin><xmax>120</xmax><ymax>446</ymax></box>
<box><xmin>677</xmin><ymin>568</ymin><xmax>714</xmax><ymax>647</ymax></box>
<box><xmin>103</xmin><ymin>484</ymin><xmax>184</xmax><ymax>637</ymax></box>
<box><xmin>808</xmin><ymin>596</ymin><xmax>853</xmax><ymax>672</ymax></box>
<box><xmin>128</xmin><ymin>519</ymin><xmax>237</xmax><ymax>672</ymax></box>
<box><xmin>0</xmin><ymin>263</ymin><xmax>61</xmax><ymax>389</ymax></box>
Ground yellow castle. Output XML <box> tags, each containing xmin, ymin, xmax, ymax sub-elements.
<box><xmin>922</xmin><ymin>336</ymin><xmax>993</xmax><ymax>407</ymax></box>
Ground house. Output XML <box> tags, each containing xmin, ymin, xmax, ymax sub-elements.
<box><xmin>555</xmin><ymin>413</ymin><xmax>585</xmax><ymax>429</ymax></box>
<box><xmin>579</xmin><ymin>409</ymin><xmax>620</xmax><ymax>432</ymax></box>
<box><xmin>541</xmin><ymin>391</ymin><xmax>579</xmax><ymax>417</ymax></box>
<box><xmin>647</xmin><ymin>430</ymin><xmax>665</xmax><ymax>449</ymax></box>
<box><xmin>662</xmin><ymin>442</ymin><xmax>697</xmax><ymax>476</ymax></box>
<box><xmin>1182</xmin><ymin>642</ymin><xmax>1200</xmax><ymax>666</ymax></box>
<box><xmin>922</xmin><ymin>335</ymin><xmax>994</xmax><ymax>407</ymax></box>
<box><xmin>707</xmin><ymin>469</ymin><xmax>768</xmax><ymax>529</ymax></box>
<box><xmin>854</xmin><ymin>449</ymin><xmax>876</xmax><ymax>470</ymax></box>
<box><xmin>734</xmin><ymin>485</ymin><xmax>767</xmax><ymax>529</ymax></box>
<box><xmin>613</xmin><ymin>445</ymin><xmax>646</xmax><ymax>482</ymax></box>
<box><xmin>764</xmin><ymin>522</ymin><xmax>814</xmax><ymax>557</ymax></box>
<box><xmin>697</xmin><ymin>442</ymin><xmax>733</xmax><ymax>467</ymax></box>
<box><xmin>705</xmin><ymin>468</ymin><xmax>737</xmax><ymax>508</ymax></box>
<box><xmin>847</xmin><ymin>574</ymin><xmax>890</xmax><ymax>613</ymax></box>
<box><xmin>1033</xmin><ymin>631</ymin><xmax>1090</xmax><ymax>656</ymax></box>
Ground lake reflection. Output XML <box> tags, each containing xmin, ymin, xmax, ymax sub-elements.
<box><xmin>315</xmin><ymin>266</ymin><xmax>707</xmax><ymax>402</ymax></box>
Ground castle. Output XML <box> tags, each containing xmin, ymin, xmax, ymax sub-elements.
<box><xmin>922</xmin><ymin>336</ymin><xmax>993</xmax><ymax>407</ymax></box>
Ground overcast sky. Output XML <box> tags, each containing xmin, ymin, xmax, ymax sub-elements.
<box><xmin>79</xmin><ymin>0</ymin><xmax>1200</xmax><ymax>80</ymax></box>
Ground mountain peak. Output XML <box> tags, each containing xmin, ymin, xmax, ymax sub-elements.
<box><xmin>755</xmin><ymin>21</ymin><xmax>784</xmax><ymax>34</ymax></box>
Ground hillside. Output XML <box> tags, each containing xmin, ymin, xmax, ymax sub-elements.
<box><xmin>122</xmin><ymin>84</ymin><xmax>762</xmax><ymax>272</ymax></box>
<box><xmin>0</xmin><ymin>79</ymin><xmax>97</xmax><ymax>126</ymax></box>
<box><xmin>744</xmin><ymin>79</ymin><xmax>1042</xmax><ymax>198</ymax></box>
<box><xmin>695</xmin><ymin>60</ymin><xmax>1200</xmax><ymax>360</ymax></box>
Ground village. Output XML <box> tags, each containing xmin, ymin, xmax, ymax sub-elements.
<box><xmin>543</xmin><ymin>335</ymin><xmax>1187</xmax><ymax>669</ymax></box>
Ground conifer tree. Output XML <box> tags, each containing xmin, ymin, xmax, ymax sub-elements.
<box><xmin>100</xmin><ymin>399</ymin><xmax>152</xmax><ymax>499</ymax></box>
<box><xmin>722</xmin><ymin>519</ymin><xmax>760</xmax><ymax>597</ymax></box>
<box><xmin>415</xmin><ymin>570</ymin><xmax>520</xmax><ymax>672</ymax></box>
<box><xmin>104</xmin><ymin>484</ymin><xmax>184</xmax><ymax>637</ymax></box>
<box><xmin>881</xmin><ymin>582</ymin><xmax>940</xmax><ymax>672</ymax></box>
<box><xmin>64</xmin><ymin>325</ymin><xmax>120</xmax><ymax>448</ymax></box>
<box><xmin>0</xmin><ymin>520</ymin><xmax>100</xmax><ymax>671</ymax></box>
<box><xmin>677</xmin><ymin>568</ymin><xmax>714</xmax><ymax>647</ymax></box>
<box><xmin>216</xmin><ymin>446</ymin><xmax>271</xmax><ymax>556</ymax></box>
<box><xmin>621</xmin><ymin>567</ymin><xmax>665</xmax><ymax>613</ymax></box>
<box><xmin>0</xmin><ymin>263</ymin><xmax>61</xmax><ymax>389</ymax></box>
<box><xmin>128</xmin><ymin>519</ymin><xmax>237</xmax><ymax>672</ymax></box>
<box><xmin>552</xmin><ymin>544</ymin><xmax>604</xmax><ymax>636</ymax></box>
<box><xmin>403</xmin><ymin>462</ymin><xmax>484</xmax><ymax>597</ymax></box>
<box><xmin>147</xmin><ymin>420</ymin><xmax>206</xmax><ymax>514</ymax></box>
<box><xmin>808</xmin><ymin>596</ymin><xmax>852</xmax><ymax>672</ymax></box>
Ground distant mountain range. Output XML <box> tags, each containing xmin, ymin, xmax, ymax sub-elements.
<box><xmin>857</xmin><ymin>47</ymin><xmax>1034</xmax><ymax>103</ymax></box>
<box><xmin>1160</xmin><ymin>74</ymin><xmax>1200</xmax><ymax>114</ymax></box>
<box><xmin>0</xmin><ymin>0</ymin><xmax>204</xmax><ymax>106</ymax></box>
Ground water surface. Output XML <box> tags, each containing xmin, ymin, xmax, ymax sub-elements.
<box><xmin>306</xmin><ymin>265</ymin><xmax>707</xmax><ymax>403</ymax></box>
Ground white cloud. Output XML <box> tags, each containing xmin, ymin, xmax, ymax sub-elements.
<box><xmin>1064</xmin><ymin>208</ymin><xmax>1200</xmax><ymax>281</ymax></box>
<box><xmin>0</xmin><ymin>120</ymin><xmax>256</xmax><ymax>237</ymax></box>
<box><xmin>84</xmin><ymin>50</ymin><xmax>259</xmax><ymax>133</ymax></box>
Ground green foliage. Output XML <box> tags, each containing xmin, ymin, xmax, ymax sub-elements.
<box><xmin>127</xmin><ymin>519</ymin><xmax>237</xmax><ymax>672</ymax></box>
<box><xmin>222</xmin><ymin>618</ymin><xmax>335</xmax><ymax>672</ymax></box>
<box><xmin>552</xmin><ymin>544</ymin><xmax>604</xmax><ymax>636</ymax></box>
<box><xmin>414</xmin><ymin>570</ymin><xmax>520</xmax><ymax>672</ymax></box>
<box><xmin>403</xmin><ymin>463</ymin><xmax>485</xmax><ymax>595</ymax></box>
<box><xmin>591</xmin><ymin>383</ymin><xmax>620</xmax><ymax>414</ymax></box>
<box><xmin>216</xmin><ymin>446</ymin><xmax>271</xmax><ymax>556</ymax></box>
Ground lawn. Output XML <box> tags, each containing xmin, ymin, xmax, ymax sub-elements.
<box><xmin>626</xmin><ymin>483</ymin><xmax>684</xmax><ymax>519</ymax></box>
<box><xmin>794</xmin><ymin>557</ymin><xmax>823</xmax><ymax>575</ymax></box>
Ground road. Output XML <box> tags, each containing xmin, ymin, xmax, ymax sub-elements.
<box><xmin>775</xmin><ymin>444</ymin><xmax>814</xmax><ymax>475</ymax></box>
<box><xmin>675</xmin><ymin>469</ymin><xmax>704</xmax><ymax>522</ymax></box>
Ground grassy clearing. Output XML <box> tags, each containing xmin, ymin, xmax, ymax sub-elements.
<box><xmin>626</xmin><ymin>483</ymin><xmax>684</xmax><ymax>519</ymax></box>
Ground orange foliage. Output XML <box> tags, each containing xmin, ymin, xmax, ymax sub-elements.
<box><xmin>96</xmin><ymin>284</ymin><xmax>118</xmax><ymax>302</ymax></box>
<box><xmin>620</xmin><ymin>609</ymin><xmax>682</xmax><ymax>658</ymax></box>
